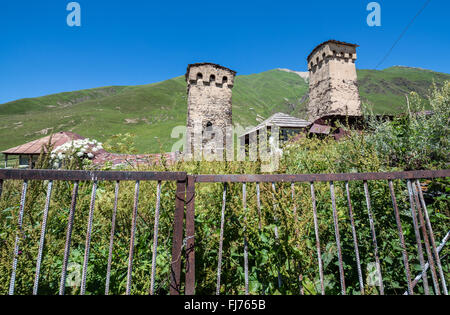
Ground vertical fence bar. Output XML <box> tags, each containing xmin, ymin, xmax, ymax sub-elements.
<box><xmin>185</xmin><ymin>176</ymin><xmax>196</xmax><ymax>295</ymax></box>
<box><xmin>80</xmin><ymin>181</ymin><xmax>98</xmax><ymax>295</ymax></box>
<box><xmin>388</xmin><ymin>180</ymin><xmax>414</xmax><ymax>295</ymax></box>
<box><xmin>406</xmin><ymin>179</ymin><xmax>429</xmax><ymax>295</ymax></box>
<box><xmin>411</xmin><ymin>181</ymin><xmax>440</xmax><ymax>295</ymax></box>
<box><xmin>415</xmin><ymin>179</ymin><xmax>448</xmax><ymax>295</ymax></box>
<box><xmin>256</xmin><ymin>182</ymin><xmax>267</xmax><ymax>295</ymax></box>
<box><xmin>256</xmin><ymin>183</ymin><xmax>262</xmax><ymax>231</ymax></box>
<box><xmin>150</xmin><ymin>181</ymin><xmax>162</xmax><ymax>295</ymax></box>
<box><xmin>407</xmin><ymin>231</ymin><xmax>450</xmax><ymax>294</ymax></box>
<box><xmin>310</xmin><ymin>182</ymin><xmax>325</xmax><ymax>295</ymax></box>
<box><xmin>271</xmin><ymin>183</ymin><xmax>280</xmax><ymax>243</ymax></box>
<box><xmin>271</xmin><ymin>183</ymin><xmax>282</xmax><ymax>289</ymax></box>
<box><xmin>216</xmin><ymin>183</ymin><xmax>227</xmax><ymax>295</ymax></box>
<box><xmin>33</xmin><ymin>180</ymin><xmax>53</xmax><ymax>295</ymax></box>
<box><xmin>126</xmin><ymin>180</ymin><xmax>140</xmax><ymax>295</ymax></box>
<box><xmin>345</xmin><ymin>181</ymin><xmax>364</xmax><ymax>294</ymax></box>
<box><xmin>363</xmin><ymin>180</ymin><xmax>384</xmax><ymax>294</ymax></box>
<box><xmin>243</xmin><ymin>183</ymin><xmax>249</xmax><ymax>295</ymax></box>
<box><xmin>9</xmin><ymin>180</ymin><xmax>28</xmax><ymax>295</ymax></box>
<box><xmin>291</xmin><ymin>183</ymin><xmax>299</xmax><ymax>236</ymax></box>
<box><xmin>330</xmin><ymin>181</ymin><xmax>346</xmax><ymax>295</ymax></box>
<box><xmin>59</xmin><ymin>181</ymin><xmax>79</xmax><ymax>295</ymax></box>
<box><xmin>170</xmin><ymin>179</ymin><xmax>186</xmax><ymax>295</ymax></box>
<box><xmin>292</xmin><ymin>182</ymin><xmax>303</xmax><ymax>295</ymax></box>
<box><xmin>105</xmin><ymin>181</ymin><xmax>119</xmax><ymax>295</ymax></box>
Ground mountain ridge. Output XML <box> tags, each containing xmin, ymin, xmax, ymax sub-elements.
<box><xmin>1</xmin><ymin>66</ymin><xmax>449</xmax><ymax>153</ymax></box>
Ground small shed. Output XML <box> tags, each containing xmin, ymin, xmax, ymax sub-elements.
<box><xmin>239</xmin><ymin>113</ymin><xmax>311</xmax><ymax>156</ymax></box>
<box><xmin>2</xmin><ymin>132</ymin><xmax>85</xmax><ymax>168</ymax></box>
<box><xmin>240</xmin><ymin>112</ymin><xmax>311</xmax><ymax>142</ymax></box>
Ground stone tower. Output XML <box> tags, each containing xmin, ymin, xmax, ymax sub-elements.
<box><xmin>307</xmin><ymin>40</ymin><xmax>362</xmax><ymax>122</ymax></box>
<box><xmin>185</xmin><ymin>63</ymin><xmax>236</xmax><ymax>159</ymax></box>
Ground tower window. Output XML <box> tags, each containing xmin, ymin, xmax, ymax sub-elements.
<box><xmin>197</xmin><ymin>72</ymin><xmax>203</xmax><ymax>80</ymax></box>
<box><xmin>222</xmin><ymin>76</ymin><xmax>228</xmax><ymax>83</ymax></box>
<box><xmin>210</xmin><ymin>75</ymin><xmax>216</xmax><ymax>82</ymax></box>
<box><xmin>206</xmin><ymin>121</ymin><xmax>213</xmax><ymax>131</ymax></box>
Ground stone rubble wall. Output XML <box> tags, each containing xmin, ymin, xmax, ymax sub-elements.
<box><xmin>185</xmin><ymin>64</ymin><xmax>235</xmax><ymax>157</ymax></box>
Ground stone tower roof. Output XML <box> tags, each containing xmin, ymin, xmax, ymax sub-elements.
<box><xmin>307</xmin><ymin>40</ymin><xmax>359</xmax><ymax>62</ymax></box>
<box><xmin>185</xmin><ymin>63</ymin><xmax>237</xmax><ymax>80</ymax></box>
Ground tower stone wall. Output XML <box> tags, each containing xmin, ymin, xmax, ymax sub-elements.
<box><xmin>307</xmin><ymin>40</ymin><xmax>362</xmax><ymax>122</ymax></box>
<box><xmin>185</xmin><ymin>63</ymin><xmax>236</xmax><ymax>158</ymax></box>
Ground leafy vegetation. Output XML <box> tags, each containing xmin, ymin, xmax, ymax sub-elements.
<box><xmin>0</xmin><ymin>82</ymin><xmax>448</xmax><ymax>295</ymax></box>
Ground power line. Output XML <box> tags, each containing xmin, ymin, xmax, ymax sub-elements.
<box><xmin>374</xmin><ymin>0</ymin><xmax>432</xmax><ymax>69</ymax></box>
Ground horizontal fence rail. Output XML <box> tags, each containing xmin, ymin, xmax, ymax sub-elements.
<box><xmin>194</xmin><ymin>170</ymin><xmax>450</xmax><ymax>183</ymax></box>
<box><xmin>0</xmin><ymin>169</ymin><xmax>449</xmax><ymax>295</ymax></box>
<box><xmin>0</xmin><ymin>169</ymin><xmax>187</xmax><ymax>181</ymax></box>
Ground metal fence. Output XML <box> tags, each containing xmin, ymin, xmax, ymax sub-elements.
<box><xmin>189</xmin><ymin>170</ymin><xmax>450</xmax><ymax>295</ymax></box>
<box><xmin>0</xmin><ymin>169</ymin><xmax>449</xmax><ymax>295</ymax></box>
<box><xmin>0</xmin><ymin>169</ymin><xmax>187</xmax><ymax>295</ymax></box>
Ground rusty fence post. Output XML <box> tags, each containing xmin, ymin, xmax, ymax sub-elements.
<box><xmin>170</xmin><ymin>178</ymin><xmax>187</xmax><ymax>295</ymax></box>
<box><xmin>185</xmin><ymin>175</ymin><xmax>196</xmax><ymax>295</ymax></box>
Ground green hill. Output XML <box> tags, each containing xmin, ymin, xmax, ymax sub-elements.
<box><xmin>358</xmin><ymin>66</ymin><xmax>450</xmax><ymax>113</ymax></box>
<box><xmin>0</xmin><ymin>66</ymin><xmax>448</xmax><ymax>154</ymax></box>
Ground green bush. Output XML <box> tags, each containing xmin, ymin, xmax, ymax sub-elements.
<box><xmin>364</xmin><ymin>81</ymin><xmax>449</xmax><ymax>170</ymax></box>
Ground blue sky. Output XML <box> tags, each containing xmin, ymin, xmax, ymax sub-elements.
<box><xmin>0</xmin><ymin>0</ymin><xmax>448</xmax><ymax>104</ymax></box>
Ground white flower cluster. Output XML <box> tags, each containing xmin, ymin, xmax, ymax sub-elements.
<box><xmin>50</xmin><ymin>138</ymin><xmax>103</xmax><ymax>168</ymax></box>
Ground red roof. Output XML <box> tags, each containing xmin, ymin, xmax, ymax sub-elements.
<box><xmin>2</xmin><ymin>131</ymin><xmax>179</xmax><ymax>167</ymax></box>
<box><xmin>2</xmin><ymin>132</ymin><xmax>85</xmax><ymax>155</ymax></box>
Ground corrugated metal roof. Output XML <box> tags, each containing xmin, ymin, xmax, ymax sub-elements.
<box><xmin>309</xmin><ymin>123</ymin><xmax>331</xmax><ymax>135</ymax></box>
<box><xmin>2</xmin><ymin>132</ymin><xmax>85</xmax><ymax>155</ymax></box>
<box><xmin>241</xmin><ymin>113</ymin><xmax>311</xmax><ymax>137</ymax></box>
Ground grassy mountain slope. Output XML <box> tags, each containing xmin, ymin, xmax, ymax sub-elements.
<box><xmin>0</xmin><ymin>66</ymin><xmax>448</xmax><ymax>153</ymax></box>
<box><xmin>358</xmin><ymin>66</ymin><xmax>450</xmax><ymax>113</ymax></box>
